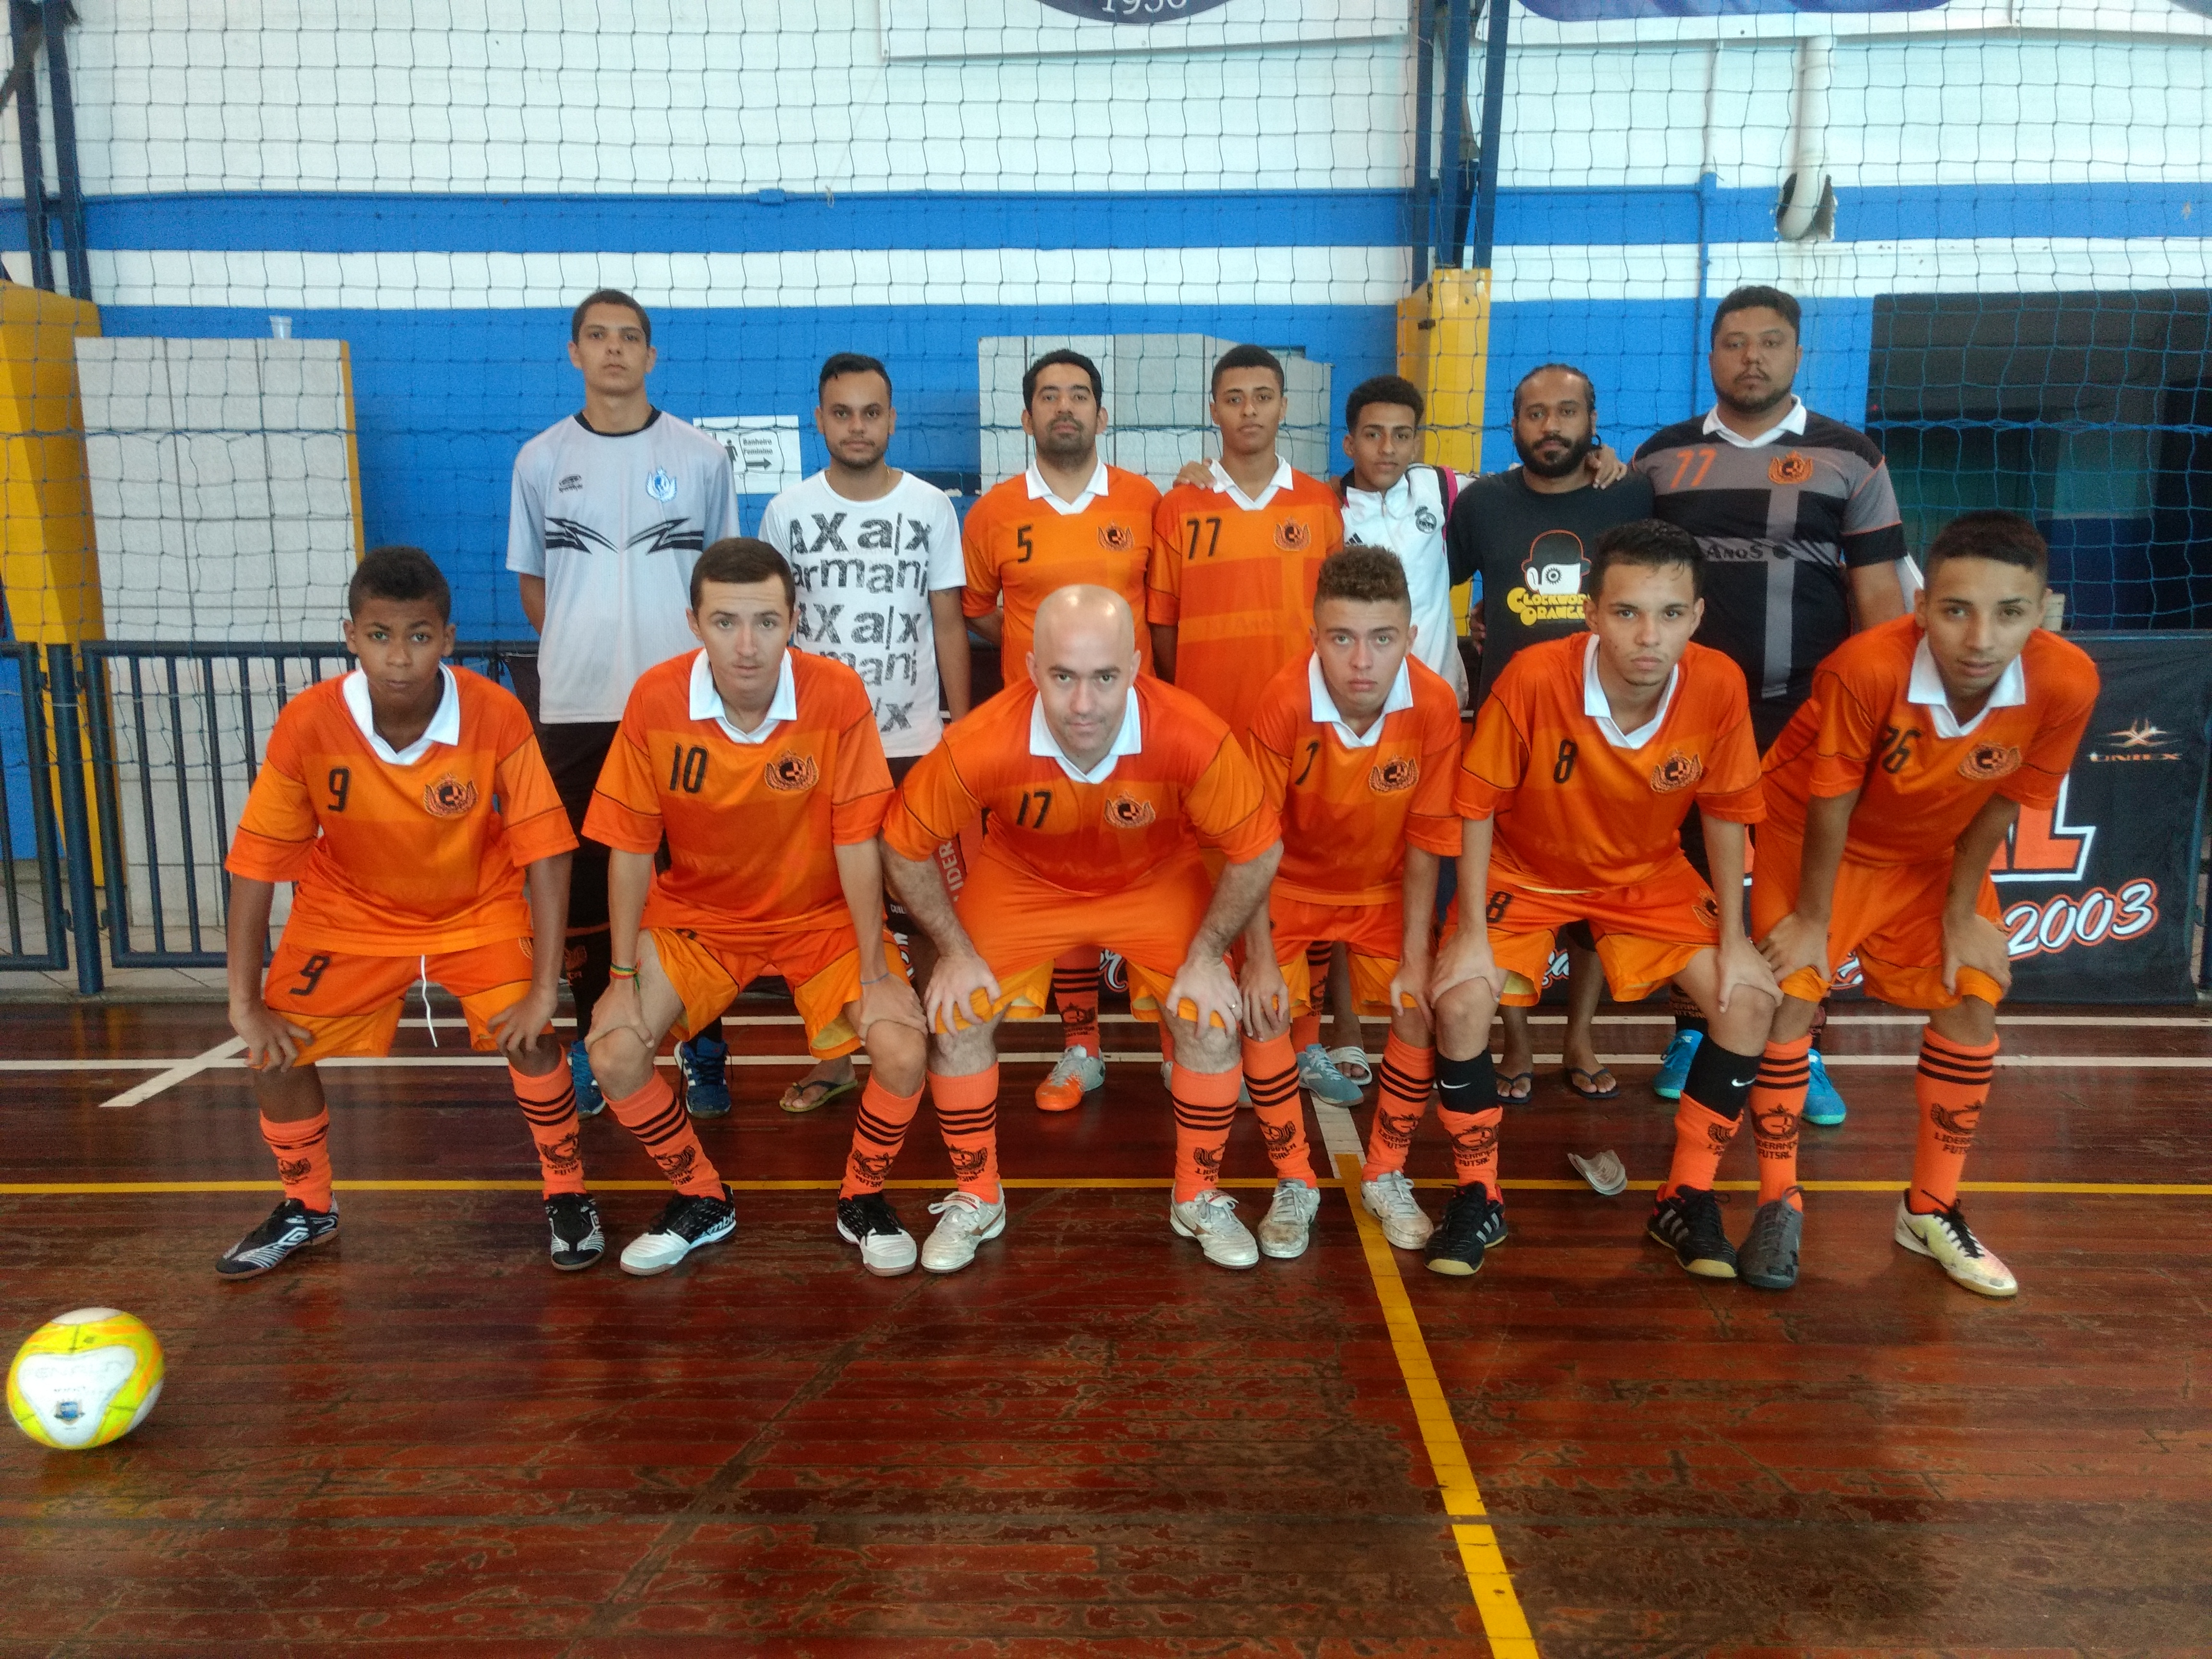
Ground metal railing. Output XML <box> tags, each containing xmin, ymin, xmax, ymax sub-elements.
<box><xmin>35</xmin><ymin>641</ymin><xmax>540</xmax><ymax>986</ymax></box>
<box><xmin>0</xmin><ymin>643</ymin><xmax>69</xmax><ymax>970</ymax></box>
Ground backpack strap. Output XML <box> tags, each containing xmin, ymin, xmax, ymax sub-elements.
<box><xmin>1431</xmin><ymin>463</ymin><xmax>1459</xmax><ymax>516</ymax></box>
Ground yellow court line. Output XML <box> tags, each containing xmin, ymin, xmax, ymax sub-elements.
<box><xmin>1334</xmin><ymin>1151</ymin><xmax>1539</xmax><ymax>1659</ymax></box>
<box><xmin>1</xmin><ymin>1176</ymin><xmax>2207</xmax><ymax>1199</ymax></box>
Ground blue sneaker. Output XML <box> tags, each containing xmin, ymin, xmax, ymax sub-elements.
<box><xmin>678</xmin><ymin>1034</ymin><xmax>733</xmax><ymax>1118</ymax></box>
<box><xmin>568</xmin><ymin>1038</ymin><xmax>605</xmax><ymax>1118</ymax></box>
<box><xmin>1652</xmin><ymin>1028</ymin><xmax>1701</xmax><ymax>1102</ymax></box>
<box><xmin>1801</xmin><ymin>1047</ymin><xmax>1847</xmax><ymax>1127</ymax></box>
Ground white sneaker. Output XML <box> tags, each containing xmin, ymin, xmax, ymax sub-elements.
<box><xmin>1169</xmin><ymin>1189</ymin><xmax>1260</xmax><ymax>1269</ymax></box>
<box><xmin>618</xmin><ymin>1186</ymin><xmax>736</xmax><ymax>1277</ymax></box>
<box><xmin>835</xmin><ymin>1192</ymin><xmax>918</xmax><ymax>1277</ymax></box>
<box><xmin>1361</xmin><ymin>1169</ymin><xmax>1434</xmax><ymax>1250</ymax></box>
<box><xmin>1894</xmin><ymin>1197</ymin><xmax>2018</xmax><ymax>1298</ymax></box>
<box><xmin>919</xmin><ymin>1189</ymin><xmax>1006</xmax><ymax>1274</ymax></box>
<box><xmin>1257</xmin><ymin>1179</ymin><xmax>1322</xmax><ymax>1260</ymax></box>
<box><xmin>1035</xmin><ymin>1045</ymin><xmax>1105</xmax><ymax>1112</ymax></box>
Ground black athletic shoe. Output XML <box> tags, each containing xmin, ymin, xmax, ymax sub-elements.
<box><xmin>836</xmin><ymin>1192</ymin><xmax>919</xmax><ymax>1277</ymax></box>
<box><xmin>618</xmin><ymin>1185</ymin><xmax>737</xmax><ymax>1276</ymax></box>
<box><xmin>1424</xmin><ymin>1181</ymin><xmax>1508</xmax><ymax>1277</ymax></box>
<box><xmin>217</xmin><ymin>1197</ymin><xmax>340</xmax><ymax>1280</ymax></box>
<box><xmin>545</xmin><ymin>1192</ymin><xmax>605</xmax><ymax>1272</ymax></box>
<box><xmin>1647</xmin><ymin>1186</ymin><xmax>1738</xmax><ymax>1279</ymax></box>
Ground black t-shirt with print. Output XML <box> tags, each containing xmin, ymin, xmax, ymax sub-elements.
<box><xmin>1446</xmin><ymin>467</ymin><xmax>1657</xmax><ymax>705</ymax></box>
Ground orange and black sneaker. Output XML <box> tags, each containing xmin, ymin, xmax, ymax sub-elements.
<box><xmin>1034</xmin><ymin>1045</ymin><xmax>1104</xmax><ymax>1112</ymax></box>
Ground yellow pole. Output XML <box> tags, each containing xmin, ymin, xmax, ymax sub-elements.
<box><xmin>1398</xmin><ymin>267</ymin><xmax>1493</xmax><ymax>634</ymax></box>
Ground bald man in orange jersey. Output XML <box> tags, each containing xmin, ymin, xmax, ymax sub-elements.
<box><xmin>881</xmin><ymin>586</ymin><xmax>1283</xmax><ymax>1275</ymax></box>
<box><xmin>963</xmin><ymin>349</ymin><xmax>1169</xmax><ymax>1111</ymax></box>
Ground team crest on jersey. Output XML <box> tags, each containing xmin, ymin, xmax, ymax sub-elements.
<box><xmin>1768</xmin><ymin>451</ymin><xmax>1815</xmax><ymax>486</ymax></box>
<box><xmin>646</xmin><ymin>468</ymin><xmax>678</xmax><ymax>503</ymax></box>
<box><xmin>764</xmin><ymin>751</ymin><xmax>819</xmax><ymax>791</ymax></box>
<box><xmin>1370</xmin><ymin>756</ymin><xmax>1419</xmax><ymax>794</ymax></box>
<box><xmin>1958</xmin><ymin>742</ymin><xmax>2023</xmax><ymax>781</ymax></box>
<box><xmin>1274</xmin><ymin>520</ymin><xmax>1311</xmax><ymax>551</ymax></box>
<box><xmin>1103</xmin><ymin>794</ymin><xmax>1156</xmax><ymax>829</ymax></box>
<box><xmin>1648</xmin><ymin>748</ymin><xmax>1704</xmax><ymax>793</ymax></box>
<box><xmin>422</xmin><ymin>773</ymin><xmax>479</xmax><ymax>817</ymax></box>
<box><xmin>1691</xmin><ymin>892</ymin><xmax>1721</xmax><ymax>929</ymax></box>
<box><xmin>1414</xmin><ymin>506</ymin><xmax>1440</xmax><ymax>532</ymax></box>
<box><xmin>1098</xmin><ymin>521</ymin><xmax>1134</xmax><ymax>552</ymax></box>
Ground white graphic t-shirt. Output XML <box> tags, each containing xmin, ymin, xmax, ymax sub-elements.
<box><xmin>506</xmin><ymin>410</ymin><xmax>738</xmax><ymax>724</ymax></box>
<box><xmin>757</xmin><ymin>470</ymin><xmax>964</xmax><ymax>757</ymax></box>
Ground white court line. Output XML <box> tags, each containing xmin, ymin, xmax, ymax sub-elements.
<box><xmin>96</xmin><ymin>1037</ymin><xmax>248</xmax><ymax>1109</ymax></box>
<box><xmin>391</xmin><ymin>1010</ymin><xmax>2212</xmax><ymax>1031</ymax></box>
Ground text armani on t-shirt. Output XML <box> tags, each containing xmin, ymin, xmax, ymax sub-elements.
<box><xmin>785</xmin><ymin>511</ymin><xmax>940</xmax><ymax>690</ymax></box>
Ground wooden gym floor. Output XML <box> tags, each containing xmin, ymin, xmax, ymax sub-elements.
<box><xmin>0</xmin><ymin>996</ymin><xmax>2207</xmax><ymax>1657</ymax></box>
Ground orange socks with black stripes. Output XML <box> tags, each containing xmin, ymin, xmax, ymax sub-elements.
<box><xmin>1051</xmin><ymin>948</ymin><xmax>1100</xmax><ymax>1053</ymax></box>
<box><xmin>931</xmin><ymin>1066</ymin><xmax>1002</xmax><ymax>1201</ymax></box>
<box><xmin>841</xmin><ymin>1076</ymin><xmax>926</xmax><ymax>1199</ymax></box>
<box><xmin>510</xmin><ymin>1058</ymin><xmax>588</xmax><ymax>1198</ymax></box>
<box><xmin>1750</xmin><ymin>1035</ymin><xmax>1814</xmax><ymax>1211</ymax></box>
<box><xmin>1240</xmin><ymin>1032</ymin><xmax>1319</xmax><ymax>1186</ymax></box>
<box><xmin>603</xmin><ymin>1073</ymin><xmax>725</xmax><ymax>1197</ymax></box>
<box><xmin>1362</xmin><ymin>1033</ymin><xmax>1438</xmax><ymax>1181</ymax></box>
<box><xmin>1908</xmin><ymin>1031</ymin><xmax>1999</xmax><ymax>1214</ymax></box>
<box><xmin>1170</xmin><ymin>1064</ymin><xmax>1241</xmax><ymax>1203</ymax></box>
<box><xmin>261</xmin><ymin>1109</ymin><xmax>334</xmax><ymax>1212</ymax></box>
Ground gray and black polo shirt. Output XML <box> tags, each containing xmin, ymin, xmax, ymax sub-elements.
<box><xmin>1633</xmin><ymin>402</ymin><xmax>1906</xmax><ymax>744</ymax></box>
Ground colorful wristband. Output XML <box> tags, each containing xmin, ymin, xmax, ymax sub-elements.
<box><xmin>608</xmin><ymin>963</ymin><xmax>639</xmax><ymax>981</ymax></box>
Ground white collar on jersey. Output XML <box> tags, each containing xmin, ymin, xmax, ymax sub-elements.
<box><xmin>1024</xmin><ymin>457</ymin><xmax>1110</xmax><ymax>517</ymax></box>
<box><xmin>1701</xmin><ymin>396</ymin><xmax>1808</xmax><ymax>450</ymax></box>
<box><xmin>342</xmin><ymin>665</ymin><xmax>460</xmax><ymax>766</ymax></box>
<box><xmin>1308</xmin><ymin>653</ymin><xmax>1414</xmax><ymax>750</ymax></box>
<box><xmin>1908</xmin><ymin>634</ymin><xmax>2027</xmax><ymax>740</ymax></box>
<box><xmin>688</xmin><ymin>647</ymin><xmax>797</xmax><ymax>745</ymax></box>
<box><xmin>1581</xmin><ymin>634</ymin><xmax>1680</xmax><ymax>751</ymax></box>
<box><xmin>1029</xmin><ymin>685</ymin><xmax>1143</xmax><ymax>785</ymax></box>
<box><xmin>1209</xmin><ymin>455</ymin><xmax>1292</xmax><ymax>511</ymax></box>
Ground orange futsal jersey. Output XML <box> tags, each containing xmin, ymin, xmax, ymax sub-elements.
<box><xmin>1248</xmin><ymin>652</ymin><xmax>1464</xmax><ymax>906</ymax></box>
<box><xmin>1457</xmin><ymin>634</ymin><xmax>1766</xmax><ymax>890</ymax></box>
<box><xmin>883</xmin><ymin>677</ymin><xmax>1278</xmax><ymax>896</ymax></box>
<box><xmin>962</xmin><ymin>466</ymin><xmax>1165</xmax><ymax>673</ymax></box>
<box><xmin>1763</xmin><ymin>615</ymin><xmax>2099</xmax><ymax>865</ymax></box>
<box><xmin>1148</xmin><ymin>466</ymin><xmax>1345</xmax><ymax>735</ymax></box>
<box><xmin>226</xmin><ymin>667</ymin><xmax>576</xmax><ymax>955</ymax></box>
<box><xmin>584</xmin><ymin>649</ymin><xmax>893</xmax><ymax>936</ymax></box>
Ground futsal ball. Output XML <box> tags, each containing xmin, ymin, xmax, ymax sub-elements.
<box><xmin>7</xmin><ymin>1308</ymin><xmax>165</xmax><ymax>1450</ymax></box>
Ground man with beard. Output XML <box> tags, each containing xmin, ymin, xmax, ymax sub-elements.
<box><xmin>960</xmin><ymin>349</ymin><xmax>1167</xmax><ymax>1112</ymax></box>
<box><xmin>1634</xmin><ymin>286</ymin><xmax>1910</xmax><ymax>1125</ymax></box>
<box><xmin>1443</xmin><ymin>363</ymin><xmax>1654</xmax><ymax>1104</ymax></box>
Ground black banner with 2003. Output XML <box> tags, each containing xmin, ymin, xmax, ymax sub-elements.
<box><xmin>1951</xmin><ymin>633</ymin><xmax>2212</xmax><ymax>1004</ymax></box>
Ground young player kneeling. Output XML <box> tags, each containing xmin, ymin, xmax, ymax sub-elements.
<box><xmin>582</xmin><ymin>538</ymin><xmax>930</xmax><ymax>1276</ymax></box>
<box><xmin>219</xmin><ymin>547</ymin><xmax>598</xmax><ymax>1277</ymax></box>
<box><xmin>1430</xmin><ymin>520</ymin><xmax>1781</xmax><ymax>1279</ymax></box>
<box><xmin>1238</xmin><ymin>546</ymin><xmax>1465</xmax><ymax>1262</ymax></box>
<box><xmin>1745</xmin><ymin>511</ymin><xmax>2096</xmax><ymax>1295</ymax></box>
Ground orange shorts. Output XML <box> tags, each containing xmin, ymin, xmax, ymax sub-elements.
<box><xmin>1258</xmin><ymin>893</ymin><xmax>1421</xmax><ymax>1018</ymax></box>
<box><xmin>1750</xmin><ymin>819</ymin><xmax>2005</xmax><ymax>1010</ymax></box>
<box><xmin>646</xmin><ymin>924</ymin><xmax>905</xmax><ymax>1060</ymax></box>
<box><xmin>945</xmin><ymin>848</ymin><xmax>1220</xmax><ymax>1031</ymax></box>
<box><xmin>262</xmin><ymin>934</ymin><xmax>546</xmax><ymax>1065</ymax></box>
<box><xmin>1446</xmin><ymin>855</ymin><xmax>1719</xmax><ymax>1008</ymax></box>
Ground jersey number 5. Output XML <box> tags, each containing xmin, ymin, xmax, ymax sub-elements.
<box><xmin>1015</xmin><ymin>524</ymin><xmax>1034</xmax><ymax>564</ymax></box>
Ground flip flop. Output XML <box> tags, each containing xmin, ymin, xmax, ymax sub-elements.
<box><xmin>1493</xmin><ymin>1069</ymin><xmax>1534</xmax><ymax>1104</ymax></box>
<box><xmin>1563</xmin><ymin>1066</ymin><xmax>1620</xmax><ymax>1101</ymax></box>
<box><xmin>780</xmin><ymin>1075</ymin><xmax>860</xmax><ymax>1116</ymax></box>
<box><xmin>1327</xmin><ymin>1045</ymin><xmax>1374</xmax><ymax>1085</ymax></box>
